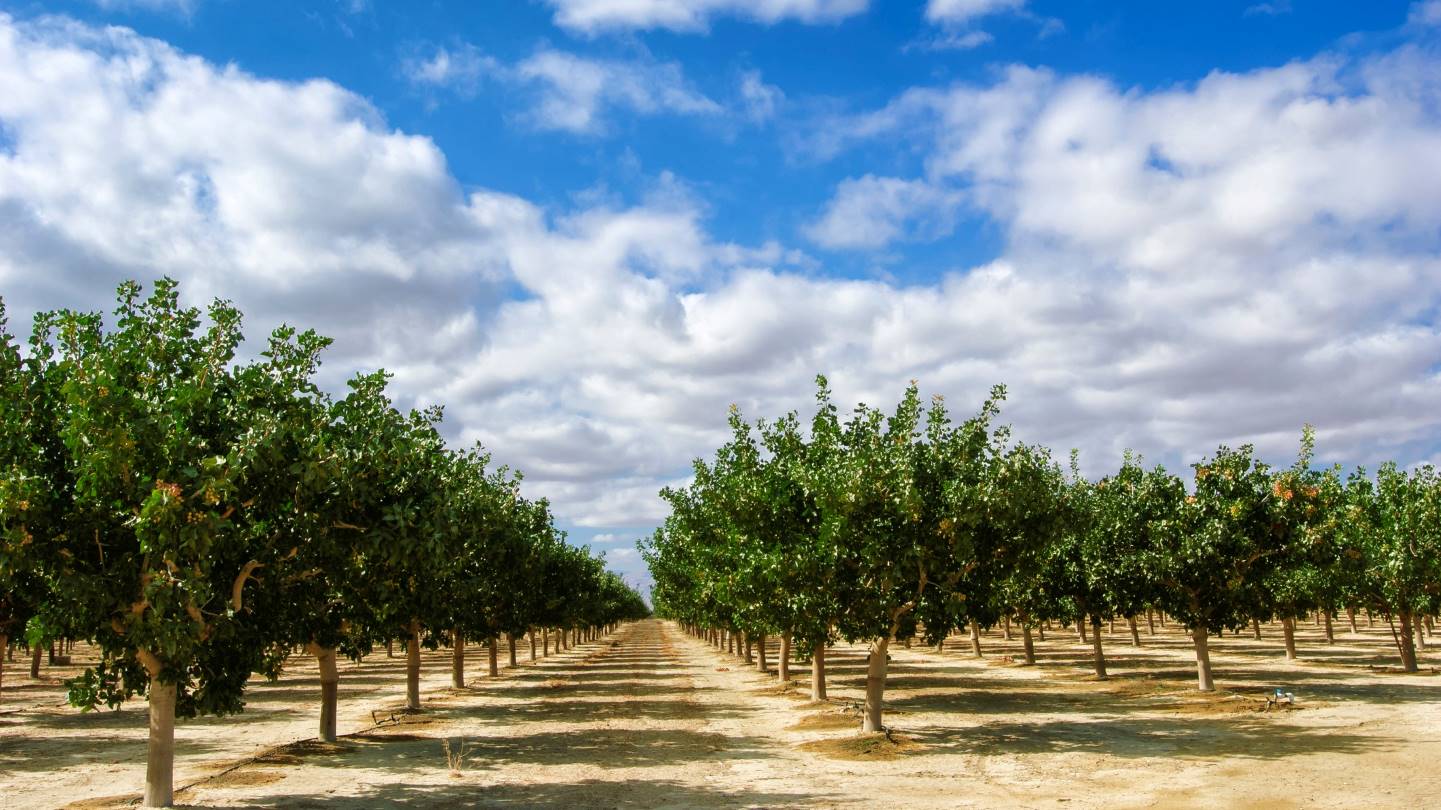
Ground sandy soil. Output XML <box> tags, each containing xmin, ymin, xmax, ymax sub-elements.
<box><xmin>1</xmin><ymin>617</ymin><xmax>1438</xmax><ymax>809</ymax></box>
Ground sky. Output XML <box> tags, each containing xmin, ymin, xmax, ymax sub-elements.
<box><xmin>1</xmin><ymin>1</ymin><xmax>1440</xmax><ymax>594</ymax></box>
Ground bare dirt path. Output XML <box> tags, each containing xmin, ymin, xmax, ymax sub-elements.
<box><xmin>3</xmin><ymin>618</ymin><xmax>1440</xmax><ymax>808</ymax></box>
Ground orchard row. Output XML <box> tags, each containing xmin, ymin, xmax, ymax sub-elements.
<box><xmin>0</xmin><ymin>280</ymin><xmax>648</xmax><ymax>807</ymax></box>
<box><xmin>643</xmin><ymin>379</ymin><xmax>1439</xmax><ymax>734</ymax></box>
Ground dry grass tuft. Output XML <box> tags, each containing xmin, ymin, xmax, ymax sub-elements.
<box><xmin>206</xmin><ymin>769</ymin><xmax>285</xmax><ymax>788</ymax></box>
<box><xmin>442</xmin><ymin>737</ymin><xmax>474</xmax><ymax>777</ymax></box>
<box><xmin>797</xmin><ymin>732</ymin><xmax>921</xmax><ymax>761</ymax></box>
<box><xmin>788</xmin><ymin>711</ymin><xmax>859</xmax><ymax>731</ymax></box>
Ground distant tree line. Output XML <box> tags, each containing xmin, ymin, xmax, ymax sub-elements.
<box><xmin>644</xmin><ymin>378</ymin><xmax>1439</xmax><ymax>733</ymax></box>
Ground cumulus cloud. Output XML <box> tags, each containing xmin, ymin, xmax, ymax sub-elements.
<box><xmin>0</xmin><ymin>13</ymin><xmax>507</xmax><ymax>391</ymax></box>
<box><xmin>510</xmin><ymin>48</ymin><xmax>722</xmax><ymax>134</ymax></box>
<box><xmin>805</xmin><ymin>175</ymin><xmax>964</xmax><ymax>249</ymax></box>
<box><xmin>89</xmin><ymin>0</ymin><xmax>197</xmax><ymax>14</ymax></box>
<box><xmin>397</xmin><ymin>43</ymin><xmax>722</xmax><ymax>133</ymax></box>
<box><xmin>401</xmin><ymin>43</ymin><xmax>494</xmax><ymax>95</ymax></box>
<box><xmin>1411</xmin><ymin>0</ymin><xmax>1441</xmax><ymax>27</ymax></box>
<box><xmin>543</xmin><ymin>0</ymin><xmax>869</xmax><ymax>35</ymax></box>
<box><xmin>1244</xmin><ymin>1</ymin><xmax>1293</xmax><ymax>16</ymax></box>
<box><xmin>4</xmin><ymin>12</ymin><xmax>1441</xmax><ymax>591</ymax></box>
<box><xmin>925</xmin><ymin>0</ymin><xmax>1026</xmax><ymax>25</ymax></box>
<box><xmin>739</xmin><ymin>69</ymin><xmax>784</xmax><ymax>122</ymax></box>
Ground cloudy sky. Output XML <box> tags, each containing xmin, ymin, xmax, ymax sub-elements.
<box><xmin>2</xmin><ymin>1</ymin><xmax>1440</xmax><ymax>592</ymax></box>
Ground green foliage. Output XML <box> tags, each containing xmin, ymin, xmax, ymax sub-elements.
<box><xmin>647</xmin><ymin>378</ymin><xmax>1441</xmax><ymax>677</ymax></box>
<box><xmin>0</xmin><ymin>279</ymin><xmax>645</xmax><ymax>721</ymax></box>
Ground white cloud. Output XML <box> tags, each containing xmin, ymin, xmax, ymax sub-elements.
<box><xmin>511</xmin><ymin>48</ymin><xmax>722</xmax><ymax>134</ymax></box>
<box><xmin>1245</xmin><ymin>1</ymin><xmax>1293</xmax><ymax>16</ymax></box>
<box><xmin>805</xmin><ymin>175</ymin><xmax>964</xmax><ymax>250</ymax></box>
<box><xmin>544</xmin><ymin>0</ymin><xmax>869</xmax><ymax>35</ymax></box>
<box><xmin>89</xmin><ymin>0</ymin><xmax>197</xmax><ymax>14</ymax></box>
<box><xmin>1411</xmin><ymin>1</ymin><xmax>1441</xmax><ymax>27</ymax></box>
<box><xmin>931</xmin><ymin>30</ymin><xmax>995</xmax><ymax>50</ymax></box>
<box><xmin>739</xmin><ymin>69</ymin><xmax>784</xmax><ymax>122</ymax></box>
<box><xmin>925</xmin><ymin>0</ymin><xmax>1026</xmax><ymax>25</ymax></box>
<box><xmin>401</xmin><ymin>43</ymin><xmax>494</xmax><ymax>94</ymax></box>
<box><xmin>0</xmin><ymin>13</ymin><xmax>507</xmax><ymax>389</ymax></box>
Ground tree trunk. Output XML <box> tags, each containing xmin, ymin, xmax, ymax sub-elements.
<box><xmin>1128</xmin><ymin>616</ymin><xmax>1141</xmax><ymax>646</ymax></box>
<box><xmin>0</xmin><ymin>634</ymin><xmax>7</xmax><ymax>708</ymax></box>
<box><xmin>1077</xmin><ymin>620</ymin><xmax>1087</xmax><ymax>644</ymax></box>
<box><xmin>30</xmin><ymin>642</ymin><xmax>41</xmax><ymax>678</ymax></box>
<box><xmin>451</xmin><ymin>628</ymin><xmax>465</xmax><ymax>689</ymax></box>
<box><xmin>744</xmin><ymin>634</ymin><xmax>754</xmax><ymax>665</ymax></box>
<box><xmin>810</xmin><ymin>642</ymin><xmax>827</xmax><ymax>701</ymax></box>
<box><xmin>386</xmin><ymin>638</ymin><xmax>393</xmax><ymax>658</ymax></box>
<box><xmin>1282</xmin><ymin>616</ymin><xmax>1297</xmax><ymax>660</ymax></box>
<box><xmin>1091</xmin><ymin>620</ymin><xmax>1107</xmax><ymax>679</ymax></box>
<box><xmin>529</xmin><ymin>630</ymin><xmax>537</xmax><ymax>661</ymax></box>
<box><xmin>308</xmin><ymin>646</ymin><xmax>340</xmax><ymax>742</ymax></box>
<box><xmin>543</xmin><ymin>629</ymin><xmax>550</xmax><ymax>656</ymax></box>
<box><xmin>1108</xmin><ymin>618</ymin><xmax>1115</xmax><ymax>635</ymax></box>
<box><xmin>1192</xmin><ymin>626</ymin><xmax>1215</xmax><ymax>692</ymax></box>
<box><xmin>1021</xmin><ymin>623</ymin><xmax>1036</xmax><ymax>665</ymax></box>
<box><xmin>757</xmin><ymin>633</ymin><xmax>768</xmax><ymax>672</ymax></box>
<box><xmin>508</xmin><ymin>634</ymin><xmax>518</xmax><ymax>668</ymax></box>
<box><xmin>1367</xmin><ymin>609</ymin><xmax>1374</xmax><ymax>627</ymax></box>
<box><xmin>1414</xmin><ymin>614</ymin><xmax>1427</xmax><ymax>654</ymax></box>
<box><xmin>970</xmin><ymin>623</ymin><xmax>983</xmax><ymax>657</ymax></box>
<box><xmin>1252</xmin><ymin>618</ymin><xmax>1262</xmax><ymax>640</ymax></box>
<box><xmin>488</xmin><ymin>638</ymin><xmax>499</xmax><ymax>677</ymax></box>
<box><xmin>778</xmin><ymin>632</ymin><xmax>791</xmax><ymax>683</ymax></box>
<box><xmin>405</xmin><ymin>622</ymin><xmax>422</xmax><ymax>711</ymax></box>
<box><xmin>1347</xmin><ymin>607</ymin><xmax>1358</xmax><ymax>634</ymax></box>
<box><xmin>1003</xmin><ymin>615</ymin><xmax>1012</xmax><ymax>641</ymax></box>
<box><xmin>1324</xmin><ymin>612</ymin><xmax>1335</xmax><ymax>645</ymax></box>
<box><xmin>1036</xmin><ymin>623</ymin><xmax>1044</xmax><ymax>641</ymax></box>
<box><xmin>862</xmin><ymin>637</ymin><xmax>890</xmax><ymax>733</ymax></box>
<box><xmin>1146</xmin><ymin>610</ymin><xmax>1155</xmax><ymax>635</ymax></box>
<box><xmin>144</xmin><ymin>680</ymin><xmax>177</xmax><ymax>807</ymax></box>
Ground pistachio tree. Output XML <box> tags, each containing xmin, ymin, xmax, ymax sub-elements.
<box><xmin>1345</xmin><ymin>464</ymin><xmax>1441</xmax><ymax>671</ymax></box>
<box><xmin>1157</xmin><ymin>445</ymin><xmax>1278</xmax><ymax>691</ymax></box>
<box><xmin>33</xmin><ymin>280</ymin><xmax>329</xmax><ymax>806</ymax></box>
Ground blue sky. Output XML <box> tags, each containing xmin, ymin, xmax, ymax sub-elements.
<box><xmin>18</xmin><ymin>0</ymin><xmax>1417</xmax><ymax>276</ymax></box>
<box><xmin>1</xmin><ymin>0</ymin><xmax>1440</xmax><ymax>591</ymax></box>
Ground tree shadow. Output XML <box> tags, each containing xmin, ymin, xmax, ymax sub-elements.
<box><xmin>0</xmin><ymin>732</ymin><xmax>228</xmax><ymax>773</ymax></box>
<box><xmin>250</xmin><ymin>777</ymin><xmax>828</xmax><ymax>808</ymax></box>
<box><xmin>909</xmin><ymin>714</ymin><xmax>1396</xmax><ymax>760</ymax></box>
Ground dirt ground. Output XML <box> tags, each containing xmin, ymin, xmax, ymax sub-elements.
<box><xmin>1</xmin><ymin>617</ymin><xmax>1438</xmax><ymax>809</ymax></box>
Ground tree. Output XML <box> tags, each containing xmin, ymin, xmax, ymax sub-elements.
<box><xmin>33</xmin><ymin>280</ymin><xmax>325</xmax><ymax>806</ymax></box>
<box><xmin>1345</xmin><ymin>464</ymin><xmax>1441</xmax><ymax>672</ymax></box>
<box><xmin>1057</xmin><ymin>453</ymin><xmax>1172</xmax><ymax>678</ymax></box>
<box><xmin>1259</xmin><ymin>427</ymin><xmax>1343</xmax><ymax>660</ymax></box>
<box><xmin>0</xmin><ymin>301</ymin><xmax>54</xmax><ymax>707</ymax></box>
<box><xmin>333</xmin><ymin>375</ymin><xmax>451</xmax><ymax>712</ymax></box>
<box><xmin>1157</xmin><ymin>445</ymin><xmax>1277</xmax><ymax>691</ymax></box>
<box><xmin>807</xmin><ymin>379</ymin><xmax>1004</xmax><ymax>733</ymax></box>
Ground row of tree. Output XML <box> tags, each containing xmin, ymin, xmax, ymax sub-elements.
<box><xmin>643</xmin><ymin>378</ymin><xmax>1440</xmax><ymax>734</ymax></box>
<box><xmin>0</xmin><ymin>280</ymin><xmax>649</xmax><ymax>807</ymax></box>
